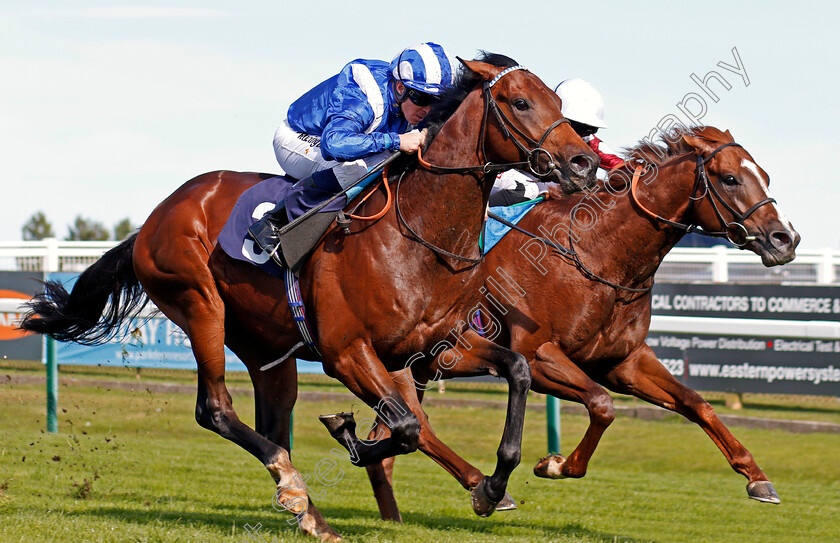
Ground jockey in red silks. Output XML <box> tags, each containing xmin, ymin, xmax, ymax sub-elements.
<box><xmin>555</xmin><ymin>78</ymin><xmax>622</xmax><ymax>170</ymax></box>
<box><xmin>489</xmin><ymin>78</ymin><xmax>621</xmax><ymax>206</ymax></box>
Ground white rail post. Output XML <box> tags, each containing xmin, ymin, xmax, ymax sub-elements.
<box><xmin>817</xmin><ymin>249</ymin><xmax>835</xmax><ymax>284</ymax></box>
<box><xmin>712</xmin><ymin>245</ymin><xmax>729</xmax><ymax>283</ymax></box>
<box><xmin>44</xmin><ymin>237</ymin><xmax>60</xmax><ymax>273</ymax></box>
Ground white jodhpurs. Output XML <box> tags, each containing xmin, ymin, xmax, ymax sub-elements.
<box><xmin>272</xmin><ymin>120</ymin><xmax>391</xmax><ymax>189</ymax></box>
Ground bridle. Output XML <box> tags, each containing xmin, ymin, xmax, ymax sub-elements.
<box><xmin>416</xmin><ymin>65</ymin><xmax>571</xmax><ymax>178</ymax></box>
<box><xmin>481</xmin><ymin>140</ymin><xmax>777</xmax><ymax>294</ymax></box>
<box><xmin>630</xmin><ymin>141</ymin><xmax>776</xmax><ymax>247</ymax></box>
<box><xmin>399</xmin><ymin>65</ymin><xmax>573</xmax><ymax>264</ymax></box>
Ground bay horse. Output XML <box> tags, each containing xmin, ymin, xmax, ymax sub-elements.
<box><xmin>20</xmin><ymin>58</ymin><xmax>598</xmax><ymax>541</ymax></box>
<box><xmin>365</xmin><ymin>126</ymin><xmax>799</xmax><ymax>521</ymax></box>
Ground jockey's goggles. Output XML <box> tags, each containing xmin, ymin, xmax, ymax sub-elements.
<box><xmin>406</xmin><ymin>89</ymin><xmax>440</xmax><ymax>107</ymax></box>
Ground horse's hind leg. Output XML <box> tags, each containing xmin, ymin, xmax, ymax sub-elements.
<box><xmin>252</xmin><ymin>363</ymin><xmax>296</xmax><ymax>449</ymax></box>
<box><xmin>603</xmin><ymin>345</ymin><xmax>779</xmax><ymax>504</ymax></box>
<box><xmin>240</xmin><ymin>352</ymin><xmax>342</xmax><ymax>540</ymax></box>
<box><xmin>140</xmin><ymin>280</ymin><xmax>340</xmax><ymax>540</ymax></box>
<box><xmin>185</xmin><ymin>310</ymin><xmax>340</xmax><ymax>539</ymax></box>
<box><xmin>364</xmin><ymin>424</ymin><xmax>402</xmax><ymax>522</ymax></box>
<box><xmin>529</xmin><ymin>342</ymin><xmax>615</xmax><ymax>479</ymax></box>
<box><xmin>241</xmin><ymin>348</ymin><xmax>297</xmax><ymax>450</ymax></box>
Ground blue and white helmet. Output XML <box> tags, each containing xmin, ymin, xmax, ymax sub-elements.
<box><xmin>389</xmin><ymin>42</ymin><xmax>457</xmax><ymax>96</ymax></box>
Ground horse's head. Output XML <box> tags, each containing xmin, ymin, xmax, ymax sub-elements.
<box><xmin>459</xmin><ymin>59</ymin><xmax>598</xmax><ymax>194</ymax></box>
<box><xmin>681</xmin><ymin>127</ymin><xmax>800</xmax><ymax>266</ymax></box>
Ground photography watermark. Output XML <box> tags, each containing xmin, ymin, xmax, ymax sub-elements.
<box><xmin>247</xmin><ymin>46</ymin><xmax>753</xmax><ymax>538</ymax></box>
<box><xmin>636</xmin><ymin>46</ymin><xmax>749</xmax><ymax>162</ymax></box>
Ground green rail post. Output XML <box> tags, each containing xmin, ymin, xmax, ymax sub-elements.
<box><xmin>289</xmin><ymin>409</ymin><xmax>294</xmax><ymax>451</ymax></box>
<box><xmin>546</xmin><ymin>395</ymin><xmax>560</xmax><ymax>454</ymax></box>
<box><xmin>46</xmin><ymin>336</ymin><xmax>58</xmax><ymax>433</ymax></box>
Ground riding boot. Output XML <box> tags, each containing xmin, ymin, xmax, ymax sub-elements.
<box><xmin>248</xmin><ymin>200</ymin><xmax>290</xmax><ymax>265</ymax></box>
<box><xmin>247</xmin><ymin>169</ymin><xmax>340</xmax><ymax>267</ymax></box>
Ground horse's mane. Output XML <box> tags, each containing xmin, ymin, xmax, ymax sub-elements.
<box><xmin>623</xmin><ymin>125</ymin><xmax>730</xmax><ymax>166</ymax></box>
<box><xmin>422</xmin><ymin>51</ymin><xmax>519</xmax><ymax>146</ymax></box>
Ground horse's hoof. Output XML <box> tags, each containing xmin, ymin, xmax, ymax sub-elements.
<box><xmin>747</xmin><ymin>481</ymin><xmax>781</xmax><ymax>504</ymax></box>
<box><xmin>470</xmin><ymin>477</ymin><xmax>500</xmax><ymax>517</ymax></box>
<box><xmin>495</xmin><ymin>492</ymin><xmax>518</xmax><ymax>511</ymax></box>
<box><xmin>534</xmin><ymin>454</ymin><xmax>567</xmax><ymax>479</ymax></box>
<box><xmin>318</xmin><ymin>412</ymin><xmax>356</xmax><ymax>437</ymax></box>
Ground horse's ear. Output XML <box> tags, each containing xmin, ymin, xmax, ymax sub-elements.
<box><xmin>458</xmin><ymin>58</ymin><xmax>504</xmax><ymax>81</ymax></box>
<box><xmin>682</xmin><ymin>132</ymin><xmax>715</xmax><ymax>154</ymax></box>
<box><xmin>683</xmin><ymin>126</ymin><xmax>734</xmax><ymax>152</ymax></box>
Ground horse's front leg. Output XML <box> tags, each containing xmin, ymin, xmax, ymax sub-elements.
<box><xmin>365</xmin><ymin>368</ymin><xmax>493</xmax><ymax>521</ymax></box>
<box><xmin>318</xmin><ymin>338</ymin><xmax>422</xmax><ymax>466</ymax></box>
<box><xmin>602</xmin><ymin>344</ymin><xmax>780</xmax><ymax>504</ymax></box>
<box><xmin>529</xmin><ymin>342</ymin><xmax>615</xmax><ymax>479</ymax></box>
<box><xmin>426</xmin><ymin>331</ymin><xmax>531</xmax><ymax>517</ymax></box>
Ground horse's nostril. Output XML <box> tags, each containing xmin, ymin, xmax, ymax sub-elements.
<box><xmin>569</xmin><ymin>154</ymin><xmax>593</xmax><ymax>175</ymax></box>
<box><xmin>771</xmin><ymin>231</ymin><xmax>791</xmax><ymax>248</ymax></box>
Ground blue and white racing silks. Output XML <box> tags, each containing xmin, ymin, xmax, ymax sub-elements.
<box><xmin>390</xmin><ymin>42</ymin><xmax>456</xmax><ymax>95</ymax></box>
<box><xmin>286</xmin><ymin>59</ymin><xmax>410</xmax><ymax>162</ymax></box>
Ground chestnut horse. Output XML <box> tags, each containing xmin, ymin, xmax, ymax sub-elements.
<box><xmin>365</xmin><ymin>126</ymin><xmax>799</xmax><ymax>521</ymax></box>
<box><xmin>21</xmin><ymin>58</ymin><xmax>598</xmax><ymax>541</ymax></box>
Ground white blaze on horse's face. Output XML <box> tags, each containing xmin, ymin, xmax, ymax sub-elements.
<box><xmin>740</xmin><ymin>158</ymin><xmax>763</xmax><ymax>182</ymax></box>
<box><xmin>740</xmin><ymin>157</ymin><xmax>795</xmax><ymax>233</ymax></box>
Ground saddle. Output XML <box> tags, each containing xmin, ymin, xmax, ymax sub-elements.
<box><xmin>217</xmin><ymin>171</ymin><xmax>384</xmax><ymax>276</ymax></box>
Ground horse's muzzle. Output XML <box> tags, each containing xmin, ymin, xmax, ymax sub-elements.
<box><xmin>753</xmin><ymin>224</ymin><xmax>800</xmax><ymax>266</ymax></box>
<box><xmin>550</xmin><ymin>152</ymin><xmax>598</xmax><ymax>194</ymax></box>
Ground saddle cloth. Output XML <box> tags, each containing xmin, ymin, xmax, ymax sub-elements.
<box><xmin>218</xmin><ymin>175</ymin><xmax>295</xmax><ymax>277</ymax></box>
<box><xmin>217</xmin><ymin>172</ymin><xmax>381</xmax><ymax>277</ymax></box>
<box><xmin>483</xmin><ymin>197</ymin><xmax>543</xmax><ymax>253</ymax></box>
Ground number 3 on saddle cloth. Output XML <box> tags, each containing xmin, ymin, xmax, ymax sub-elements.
<box><xmin>218</xmin><ymin>175</ymin><xmax>540</xmax><ymax>277</ymax></box>
<box><xmin>217</xmin><ymin>172</ymin><xmax>380</xmax><ymax>277</ymax></box>
<box><xmin>217</xmin><ymin>171</ymin><xmax>384</xmax><ymax>360</ymax></box>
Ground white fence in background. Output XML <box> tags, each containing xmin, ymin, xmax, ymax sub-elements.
<box><xmin>0</xmin><ymin>239</ymin><xmax>116</xmax><ymax>273</ymax></box>
<box><xmin>1</xmin><ymin>239</ymin><xmax>838</xmax><ymax>284</ymax></box>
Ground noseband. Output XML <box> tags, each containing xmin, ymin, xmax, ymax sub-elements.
<box><xmin>417</xmin><ymin>65</ymin><xmax>569</xmax><ymax>177</ymax></box>
<box><xmin>403</xmin><ymin>65</ymin><xmax>573</xmax><ymax>265</ymax></box>
<box><xmin>630</xmin><ymin>141</ymin><xmax>776</xmax><ymax>246</ymax></box>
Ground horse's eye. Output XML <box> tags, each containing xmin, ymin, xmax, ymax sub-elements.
<box><xmin>721</xmin><ymin>175</ymin><xmax>739</xmax><ymax>186</ymax></box>
<box><xmin>513</xmin><ymin>99</ymin><xmax>529</xmax><ymax>111</ymax></box>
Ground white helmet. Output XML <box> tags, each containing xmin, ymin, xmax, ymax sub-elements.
<box><xmin>554</xmin><ymin>78</ymin><xmax>608</xmax><ymax>128</ymax></box>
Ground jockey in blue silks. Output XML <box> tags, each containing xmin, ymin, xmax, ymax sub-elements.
<box><xmin>249</xmin><ymin>42</ymin><xmax>457</xmax><ymax>262</ymax></box>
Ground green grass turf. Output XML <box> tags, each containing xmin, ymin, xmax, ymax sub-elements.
<box><xmin>3</xmin><ymin>360</ymin><xmax>840</xmax><ymax>424</ymax></box>
<box><xmin>1</xmin><ymin>380</ymin><xmax>839</xmax><ymax>542</ymax></box>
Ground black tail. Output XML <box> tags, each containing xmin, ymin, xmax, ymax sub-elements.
<box><xmin>19</xmin><ymin>234</ymin><xmax>149</xmax><ymax>345</ymax></box>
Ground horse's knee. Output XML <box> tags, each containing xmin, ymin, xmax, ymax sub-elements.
<box><xmin>682</xmin><ymin>390</ymin><xmax>715</xmax><ymax>421</ymax></box>
<box><xmin>388</xmin><ymin>413</ymin><xmax>420</xmax><ymax>455</ymax></box>
<box><xmin>506</xmin><ymin>352</ymin><xmax>532</xmax><ymax>391</ymax></box>
<box><xmin>496</xmin><ymin>440</ymin><xmax>521</xmax><ymax>470</ymax></box>
<box><xmin>588</xmin><ymin>391</ymin><xmax>615</xmax><ymax>427</ymax></box>
<box><xmin>195</xmin><ymin>395</ymin><xmax>234</xmax><ymax>434</ymax></box>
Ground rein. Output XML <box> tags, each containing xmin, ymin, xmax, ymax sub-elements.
<box><xmin>398</xmin><ymin>65</ymin><xmax>571</xmax><ymax>265</ymax></box>
<box><xmin>395</xmin><ymin>168</ymin><xmax>483</xmax><ymax>264</ymax></box>
<box><xmin>487</xmin><ymin>208</ymin><xmax>652</xmax><ymax>293</ymax></box>
<box><xmin>484</xmin><ymin>140</ymin><xmax>777</xmax><ymax>294</ymax></box>
<box><xmin>346</xmin><ymin>164</ymin><xmax>393</xmax><ymax>221</ymax></box>
<box><xmin>630</xmin><ymin>142</ymin><xmax>776</xmax><ymax>247</ymax></box>
<box><xmin>416</xmin><ymin>65</ymin><xmax>569</xmax><ymax>178</ymax></box>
